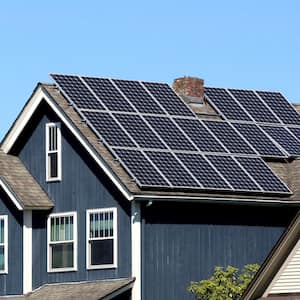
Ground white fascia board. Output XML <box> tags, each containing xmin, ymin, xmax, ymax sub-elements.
<box><xmin>1</xmin><ymin>86</ymin><xmax>133</xmax><ymax>201</ymax></box>
<box><xmin>23</xmin><ymin>210</ymin><xmax>32</xmax><ymax>294</ymax></box>
<box><xmin>0</xmin><ymin>178</ymin><xmax>23</xmax><ymax>210</ymax></box>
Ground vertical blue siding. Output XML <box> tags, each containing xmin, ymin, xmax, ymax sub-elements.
<box><xmin>142</xmin><ymin>202</ymin><xmax>295</xmax><ymax>300</ymax></box>
<box><xmin>15</xmin><ymin>103</ymin><xmax>131</xmax><ymax>289</ymax></box>
<box><xmin>0</xmin><ymin>189</ymin><xmax>23</xmax><ymax>295</ymax></box>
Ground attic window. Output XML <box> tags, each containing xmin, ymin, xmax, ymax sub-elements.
<box><xmin>46</xmin><ymin>123</ymin><xmax>61</xmax><ymax>181</ymax></box>
<box><xmin>0</xmin><ymin>216</ymin><xmax>8</xmax><ymax>274</ymax></box>
<box><xmin>86</xmin><ymin>208</ymin><xmax>117</xmax><ymax>269</ymax></box>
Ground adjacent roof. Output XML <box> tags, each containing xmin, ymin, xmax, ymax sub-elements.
<box><xmin>242</xmin><ymin>211</ymin><xmax>300</xmax><ymax>300</ymax></box>
<box><xmin>0</xmin><ymin>150</ymin><xmax>53</xmax><ymax>210</ymax></box>
<box><xmin>0</xmin><ymin>278</ymin><xmax>134</xmax><ymax>300</ymax></box>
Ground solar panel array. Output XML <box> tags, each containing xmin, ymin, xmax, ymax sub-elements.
<box><xmin>205</xmin><ymin>87</ymin><xmax>300</xmax><ymax>158</ymax></box>
<box><xmin>51</xmin><ymin>74</ymin><xmax>291</xmax><ymax>195</ymax></box>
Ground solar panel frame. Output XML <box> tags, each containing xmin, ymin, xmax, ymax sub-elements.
<box><xmin>51</xmin><ymin>74</ymin><xmax>106</xmax><ymax>110</ymax></box>
<box><xmin>203</xmin><ymin>120</ymin><xmax>257</xmax><ymax>155</ymax></box>
<box><xmin>205</xmin><ymin>155</ymin><xmax>261</xmax><ymax>192</ymax></box>
<box><xmin>142</xmin><ymin>82</ymin><xmax>195</xmax><ymax>117</ymax></box>
<box><xmin>232</xmin><ymin>123</ymin><xmax>287</xmax><ymax>158</ymax></box>
<box><xmin>236</xmin><ymin>157</ymin><xmax>291</xmax><ymax>194</ymax></box>
<box><xmin>256</xmin><ymin>91</ymin><xmax>300</xmax><ymax>125</ymax></box>
<box><xmin>204</xmin><ymin>87</ymin><xmax>253</xmax><ymax>121</ymax></box>
<box><xmin>176</xmin><ymin>153</ymin><xmax>232</xmax><ymax>190</ymax></box>
<box><xmin>228</xmin><ymin>89</ymin><xmax>281</xmax><ymax>124</ymax></box>
<box><xmin>261</xmin><ymin>125</ymin><xmax>300</xmax><ymax>156</ymax></box>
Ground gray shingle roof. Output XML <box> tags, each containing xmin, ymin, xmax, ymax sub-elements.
<box><xmin>0</xmin><ymin>150</ymin><xmax>53</xmax><ymax>209</ymax></box>
<box><xmin>0</xmin><ymin>278</ymin><xmax>134</xmax><ymax>300</ymax></box>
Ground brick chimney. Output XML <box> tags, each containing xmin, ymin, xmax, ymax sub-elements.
<box><xmin>173</xmin><ymin>76</ymin><xmax>204</xmax><ymax>99</ymax></box>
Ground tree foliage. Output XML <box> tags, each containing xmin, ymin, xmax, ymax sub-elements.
<box><xmin>188</xmin><ymin>264</ymin><xmax>260</xmax><ymax>300</ymax></box>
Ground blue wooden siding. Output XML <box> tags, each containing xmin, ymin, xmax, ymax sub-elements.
<box><xmin>0</xmin><ymin>189</ymin><xmax>23</xmax><ymax>295</ymax></box>
<box><xmin>142</xmin><ymin>202</ymin><xmax>296</xmax><ymax>300</ymax></box>
<box><xmin>15</xmin><ymin>103</ymin><xmax>131</xmax><ymax>289</ymax></box>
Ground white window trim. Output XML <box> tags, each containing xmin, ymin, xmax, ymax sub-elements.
<box><xmin>86</xmin><ymin>207</ymin><xmax>118</xmax><ymax>270</ymax></box>
<box><xmin>0</xmin><ymin>215</ymin><xmax>8</xmax><ymax>274</ymax></box>
<box><xmin>47</xmin><ymin>211</ymin><xmax>77</xmax><ymax>273</ymax></box>
<box><xmin>46</xmin><ymin>122</ymin><xmax>62</xmax><ymax>182</ymax></box>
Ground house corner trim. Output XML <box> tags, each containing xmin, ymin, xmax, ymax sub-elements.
<box><xmin>23</xmin><ymin>210</ymin><xmax>32</xmax><ymax>294</ymax></box>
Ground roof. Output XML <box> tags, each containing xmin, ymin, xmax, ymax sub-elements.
<box><xmin>242</xmin><ymin>210</ymin><xmax>300</xmax><ymax>300</ymax></box>
<box><xmin>0</xmin><ymin>278</ymin><xmax>134</xmax><ymax>300</ymax></box>
<box><xmin>0</xmin><ymin>150</ymin><xmax>53</xmax><ymax>210</ymax></box>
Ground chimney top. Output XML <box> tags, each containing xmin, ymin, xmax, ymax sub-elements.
<box><xmin>173</xmin><ymin>76</ymin><xmax>204</xmax><ymax>99</ymax></box>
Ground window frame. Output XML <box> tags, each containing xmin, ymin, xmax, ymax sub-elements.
<box><xmin>0</xmin><ymin>215</ymin><xmax>8</xmax><ymax>274</ymax></box>
<box><xmin>86</xmin><ymin>207</ymin><xmax>118</xmax><ymax>270</ymax></box>
<box><xmin>47</xmin><ymin>211</ymin><xmax>77</xmax><ymax>273</ymax></box>
<box><xmin>45</xmin><ymin>122</ymin><xmax>62</xmax><ymax>182</ymax></box>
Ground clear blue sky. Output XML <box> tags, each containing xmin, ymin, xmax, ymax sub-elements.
<box><xmin>1</xmin><ymin>1</ymin><xmax>299</xmax><ymax>139</ymax></box>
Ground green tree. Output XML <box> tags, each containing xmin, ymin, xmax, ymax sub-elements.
<box><xmin>188</xmin><ymin>264</ymin><xmax>260</xmax><ymax>300</ymax></box>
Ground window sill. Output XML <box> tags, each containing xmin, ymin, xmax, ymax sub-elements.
<box><xmin>46</xmin><ymin>177</ymin><xmax>62</xmax><ymax>183</ymax></box>
<box><xmin>48</xmin><ymin>267</ymin><xmax>77</xmax><ymax>273</ymax></box>
<box><xmin>87</xmin><ymin>264</ymin><xmax>117</xmax><ymax>270</ymax></box>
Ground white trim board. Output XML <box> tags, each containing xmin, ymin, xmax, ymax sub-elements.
<box><xmin>1</xmin><ymin>85</ymin><xmax>133</xmax><ymax>201</ymax></box>
<box><xmin>23</xmin><ymin>210</ymin><xmax>32</xmax><ymax>294</ymax></box>
<box><xmin>0</xmin><ymin>178</ymin><xmax>23</xmax><ymax>210</ymax></box>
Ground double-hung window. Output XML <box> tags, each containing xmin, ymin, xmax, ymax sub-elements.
<box><xmin>86</xmin><ymin>208</ymin><xmax>117</xmax><ymax>269</ymax></box>
<box><xmin>46</xmin><ymin>123</ymin><xmax>61</xmax><ymax>181</ymax></box>
<box><xmin>0</xmin><ymin>216</ymin><xmax>8</xmax><ymax>273</ymax></box>
<box><xmin>47</xmin><ymin>212</ymin><xmax>77</xmax><ymax>272</ymax></box>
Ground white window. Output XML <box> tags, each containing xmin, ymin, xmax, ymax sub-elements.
<box><xmin>86</xmin><ymin>208</ymin><xmax>117</xmax><ymax>269</ymax></box>
<box><xmin>46</xmin><ymin>123</ymin><xmax>61</xmax><ymax>181</ymax></box>
<box><xmin>47</xmin><ymin>212</ymin><xmax>77</xmax><ymax>272</ymax></box>
<box><xmin>0</xmin><ymin>216</ymin><xmax>8</xmax><ymax>274</ymax></box>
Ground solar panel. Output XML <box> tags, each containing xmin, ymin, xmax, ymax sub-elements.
<box><xmin>203</xmin><ymin>120</ymin><xmax>256</xmax><ymax>155</ymax></box>
<box><xmin>51</xmin><ymin>74</ymin><xmax>105</xmax><ymax>110</ymax></box>
<box><xmin>145</xmin><ymin>151</ymin><xmax>199</xmax><ymax>188</ymax></box>
<box><xmin>261</xmin><ymin>126</ymin><xmax>300</xmax><ymax>156</ymax></box>
<box><xmin>82</xmin><ymin>111</ymin><xmax>134</xmax><ymax>147</ymax></box>
<box><xmin>233</xmin><ymin>123</ymin><xmax>286</xmax><ymax>157</ymax></box>
<box><xmin>176</xmin><ymin>153</ymin><xmax>231</xmax><ymax>189</ymax></box>
<box><xmin>206</xmin><ymin>155</ymin><xmax>260</xmax><ymax>191</ymax></box>
<box><xmin>257</xmin><ymin>91</ymin><xmax>300</xmax><ymax>125</ymax></box>
<box><xmin>143</xmin><ymin>82</ymin><xmax>195</xmax><ymax>116</ymax></box>
<box><xmin>112</xmin><ymin>79</ymin><xmax>164</xmax><ymax>114</ymax></box>
<box><xmin>287</xmin><ymin>127</ymin><xmax>300</xmax><ymax>140</ymax></box>
<box><xmin>113</xmin><ymin>149</ymin><xmax>169</xmax><ymax>187</ymax></box>
<box><xmin>205</xmin><ymin>87</ymin><xmax>252</xmax><ymax>121</ymax></box>
<box><xmin>236</xmin><ymin>157</ymin><xmax>290</xmax><ymax>193</ymax></box>
<box><xmin>113</xmin><ymin>113</ymin><xmax>167</xmax><ymax>149</ymax></box>
<box><xmin>145</xmin><ymin>116</ymin><xmax>197</xmax><ymax>151</ymax></box>
<box><xmin>82</xmin><ymin>77</ymin><xmax>135</xmax><ymax>112</ymax></box>
<box><xmin>175</xmin><ymin>118</ymin><xmax>227</xmax><ymax>153</ymax></box>
<box><xmin>228</xmin><ymin>89</ymin><xmax>280</xmax><ymax>123</ymax></box>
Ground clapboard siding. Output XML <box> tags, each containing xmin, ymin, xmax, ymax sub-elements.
<box><xmin>268</xmin><ymin>239</ymin><xmax>300</xmax><ymax>294</ymax></box>
<box><xmin>0</xmin><ymin>189</ymin><xmax>23</xmax><ymax>295</ymax></box>
<box><xmin>15</xmin><ymin>103</ymin><xmax>131</xmax><ymax>289</ymax></box>
<box><xmin>142</xmin><ymin>202</ymin><xmax>295</xmax><ymax>300</ymax></box>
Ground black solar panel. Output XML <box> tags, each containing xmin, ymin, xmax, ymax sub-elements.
<box><xmin>143</xmin><ymin>82</ymin><xmax>195</xmax><ymax>116</ymax></box>
<box><xmin>233</xmin><ymin>123</ymin><xmax>285</xmax><ymax>157</ymax></box>
<box><xmin>288</xmin><ymin>127</ymin><xmax>300</xmax><ymax>140</ymax></box>
<box><xmin>145</xmin><ymin>151</ymin><xmax>199</xmax><ymax>188</ymax></box>
<box><xmin>236</xmin><ymin>157</ymin><xmax>290</xmax><ymax>193</ymax></box>
<box><xmin>261</xmin><ymin>126</ymin><xmax>300</xmax><ymax>156</ymax></box>
<box><xmin>204</xmin><ymin>121</ymin><xmax>256</xmax><ymax>155</ymax></box>
<box><xmin>175</xmin><ymin>118</ymin><xmax>227</xmax><ymax>153</ymax></box>
<box><xmin>51</xmin><ymin>74</ymin><xmax>105</xmax><ymax>110</ymax></box>
<box><xmin>145</xmin><ymin>116</ymin><xmax>197</xmax><ymax>151</ymax></box>
<box><xmin>176</xmin><ymin>153</ymin><xmax>230</xmax><ymax>189</ymax></box>
<box><xmin>113</xmin><ymin>114</ymin><xmax>166</xmax><ymax>149</ymax></box>
<box><xmin>114</xmin><ymin>149</ymin><xmax>169</xmax><ymax>187</ymax></box>
<box><xmin>82</xmin><ymin>111</ymin><xmax>134</xmax><ymax>147</ymax></box>
<box><xmin>112</xmin><ymin>79</ymin><xmax>164</xmax><ymax>114</ymax></box>
<box><xmin>205</xmin><ymin>87</ymin><xmax>252</xmax><ymax>121</ymax></box>
<box><xmin>206</xmin><ymin>155</ymin><xmax>260</xmax><ymax>191</ymax></box>
<box><xmin>82</xmin><ymin>77</ymin><xmax>135</xmax><ymax>112</ymax></box>
<box><xmin>228</xmin><ymin>89</ymin><xmax>279</xmax><ymax>123</ymax></box>
<box><xmin>257</xmin><ymin>91</ymin><xmax>300</xmax><ymax>125</ymax></box>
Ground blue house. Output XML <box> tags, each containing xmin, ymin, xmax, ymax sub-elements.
<box><xmin>0</xmin><ymin>74</ymin><xmax>299</xmax><ymax>299</ymax></box>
